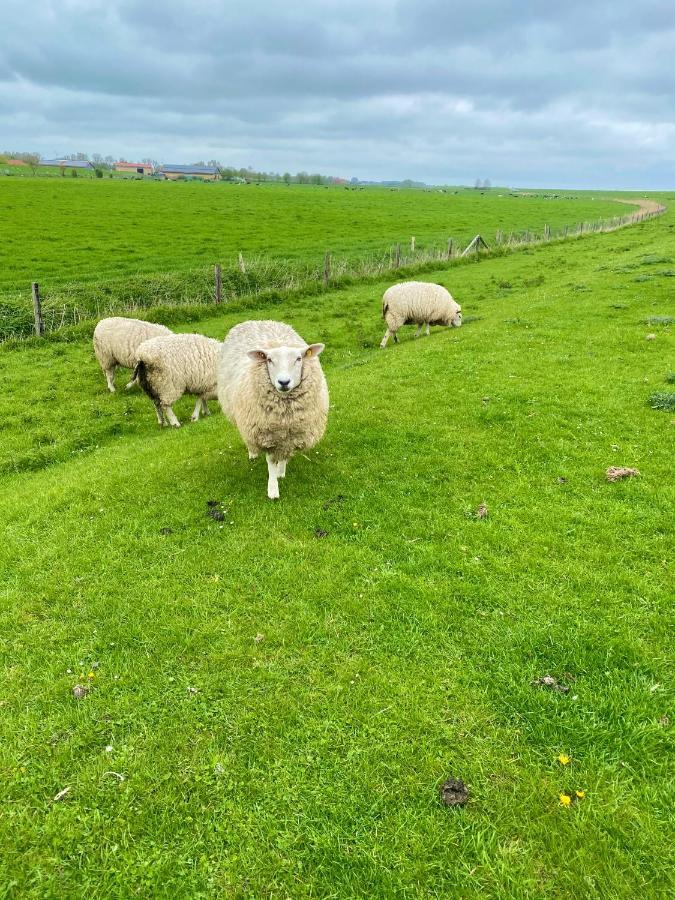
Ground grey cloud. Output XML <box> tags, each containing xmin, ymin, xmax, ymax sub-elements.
<box><xmin>0</xmin><ymin>0</ymin><xmax>673</xmax><ymax>188</ymax></box>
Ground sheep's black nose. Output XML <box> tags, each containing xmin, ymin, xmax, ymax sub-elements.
<box><xmin>278</xmin><ymin>378</ymin><xmax>291</xmax><ymax>389</ymax></box>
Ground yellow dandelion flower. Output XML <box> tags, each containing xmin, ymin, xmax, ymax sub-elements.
<box><xmin>559</xmin><ymin>793</ymin><xmax>572</xmax><ymax>807</ymax></box>
<box><xmin>87</xmin><ymin>671</ymin><xmax>95</xmax><ymax>679</ymax></box>
<box><xmin>575</xmin><ymin>790</ymin><xmax>585</xmax><ymax>799</ymax></box>
<box><xmin>558</xmin><ymin>753</ymin><xmax>571</xmax><ymax>765</ymax></box>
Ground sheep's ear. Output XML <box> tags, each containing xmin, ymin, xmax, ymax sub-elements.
<box><xmin>247</xmin><ymin>350</ymin><xmax>268</xmax><ymax>362</ymax></box>
<box><xmin>304</xmin><ymin>343</ymin><xmax>325</xmax><ymax>358</ymax></box>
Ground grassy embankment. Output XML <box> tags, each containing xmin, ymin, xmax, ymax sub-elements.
<box><xmin>0</xmin><ymin>198</ymin><xmax>673</xmax><ymax>896</ymax></box>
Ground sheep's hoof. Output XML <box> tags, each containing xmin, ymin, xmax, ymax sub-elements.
<box><xmin>190</xmin><ymin>414</ymin><xmax>199</xmax><ymax>422</ymax></box>
<box><xmin>267</xmin><ymin>488</ymin><xmax>279</xmax><ymax>500</ymax></box>
<box><xmin>248</xmin><ymin>452</ymin><xmax>258</xmax><ymax>460</ymax></box>
<box><xmin>171</xmin><ymin>422</ymin><xmax>181</xmax><ymax>429</ymax></box>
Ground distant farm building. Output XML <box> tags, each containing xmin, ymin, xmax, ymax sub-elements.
<box><xmin>160</xmin><ymin>164</ymin><xmax>221</xmax><ymax>181</ymax></box>
<box><xmin>6</xmin><ymin>158</ymin><xmax>28</xmax><ymax>166</ymax></box>
<box><xmin>115</xmin><ymin>161</ymin><xmax>154</xmax><ymax>175</ymax></box>
<box><xmin>40</xmin><ymin>158</ymin><xmax>94</xmax><ymax>170</ymax></box>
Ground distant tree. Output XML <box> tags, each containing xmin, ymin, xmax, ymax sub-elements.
<box><xmin>92</xmin><ymin>153</ymin><xmax>103</xmax><ymax>165</ymax></box>
<box><xmin>104</xmin><ymin>155</ymin><xmax>114</xmax><ymax>167</ymax></box>
<box><xmin>474</xmin><ymin>178</ymin><xmax>483</xmax><ymax>190</ymax></box>
<box><xmin>24</xmin><ymin>152</ymin><xmax>41</xmax><ymax>174</ymax></box>
<box><xmin>95</xmin><ymin>168</ymin><xmax>103</xmax><ymax>178</ymax></box>
<box><xmin>283</xmin><ymin>172</ymin><xmax>291</xmax><ymax>184</ymax></box>
<box><xmin>70</xmin><ymin>168</ymin><xmax>78</xmax><ymax>177</ymax></box>
<box><xmin>484</xmin><ymin>178</ymin><xmax>491</xmax><ymax>189</ymax></box>
<box><xmin>206</xmin><ymin>159</ymin><xmax>221</xmax><ymax>169</ymax></box>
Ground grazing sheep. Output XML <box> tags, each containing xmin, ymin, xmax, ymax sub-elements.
<box><xmin>217</xmin><ymin>320</ymin><xmax>328</xmax><ymax>499</ymax></box>
<box><xmin>380</xmin><ymin>281</ymin><xmax>462</xmax><ymax>348</ymax></box>
<box><xmin>133</xmin><ymin>333</ymin><xmax>221</xmax><ymax>427</ymax></box>
<box><xmin>93</xmin><ymin>316</ymin><xmax>173</xmax><ymax>392</ymax></box>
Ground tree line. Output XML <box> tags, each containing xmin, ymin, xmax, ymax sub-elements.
<box><xmin>1</xmin><ymin>151</ymin><xmax>344</xmax><ymax>184</ymax></box>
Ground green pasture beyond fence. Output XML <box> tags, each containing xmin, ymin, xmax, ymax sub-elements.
<box><xmin>1</xmin><ymin>203</ymin><xmax>666</xmax><ymax>343</ymax></box>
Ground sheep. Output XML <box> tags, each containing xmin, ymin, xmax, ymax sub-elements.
<box><xmin>217</xmin><ymin>320</ymin><xmax>329</xmax><ymax>499</ymax></box>
<box><xmin>380</xmin><ymin>281</ymin><xmax>462</xmax><ymax>348</ymax></box>
<box><xmin>133</xmin><ymin>333</ymin><xmax>221</xmax><ymax>427</ymax></box>
<box><xmin>93</xmin><ymin>316</ymin><xmax>173</xmax><ymax>392</ymax></box>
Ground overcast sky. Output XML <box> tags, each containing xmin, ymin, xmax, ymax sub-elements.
<box><xmin>1</xmin><ymin>0</ymin><xmax>674</xmax><ymax>188</ymax></box>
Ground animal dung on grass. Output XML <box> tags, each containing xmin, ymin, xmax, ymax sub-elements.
<box><xmin>474</xmin><ymin>502</ymin><xmax>488</xmax><ymax>519</ymax></box>
<box><xmin>606</xmin><ymin>466</ymin><xmax>640</xmax><ymax>482</ymax></box>
<box><xmin>72</xmin><ymin>684</ymin><xmax>90</xmax><ymax>699</ymax></box>
<box><xmin>206</xmin><ymin>499</ymin><xmax>227</xmax><ymax>521</ymax></box>
<box><xmin>531</xmin><ymin>674</ymin><xmax>570</xmax><ymax>693</ymax></box>
<box><xmin>440</xmin><ymin>777</ymin><xmax>469</xmax><ymax>807</ymax></box>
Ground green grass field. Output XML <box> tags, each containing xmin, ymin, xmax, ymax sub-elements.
<box><xmin>0</xmin><ymin>179</ymin><xmax>626</xmax><ymax>291</ymax></box>
<box><xmin>0</xmin><ymin>195</ymin><xmax>673</xmax><ymax>896</ymax></box>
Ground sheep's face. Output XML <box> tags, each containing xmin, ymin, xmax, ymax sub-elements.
<box><xmin>248</xmin><ymin>344</ymin><xmax>325</xmax><ymax>393</ymax></box>
<box><xmin>450</xmin><ymin>305</ymin><xmax>462</xmax><ymax>327</ymax></box>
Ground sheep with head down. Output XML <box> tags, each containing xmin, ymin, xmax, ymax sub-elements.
<box><xmin>134</xmin><ymin>332</ymin><xmax>221</xmax><ymax>427</ymax></box>
<box><xmin>217</xmin><ymin>320</ymin><xmax>329</xmax><ymax>499</ymax></box>
<box><xmin>380</xmin><ymin>281</ymin><xmax>462</xmax><ymax>348</ymax></box>
<box><xmin>93</xmin><ymin>316</ymin><xmax>173</xmax><ymax>392</ymax></box>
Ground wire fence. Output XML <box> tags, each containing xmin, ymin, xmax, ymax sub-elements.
<box><xmin>1</xmin><ymin>201</ymin><xmax>666</xmax><ymax>343</ymax></box>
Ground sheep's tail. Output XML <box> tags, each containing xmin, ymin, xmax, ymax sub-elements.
<box><xmin>125</xmin><ymin>362</ymin><xmax>141</xmax><ymax>390</ymax></box>
<box><xmin>382</xmin><ymin>301</ymin><xmax>389</xmax><ymax>318</ymax></box>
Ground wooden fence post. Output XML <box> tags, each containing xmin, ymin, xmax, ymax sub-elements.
<box><xmin>32</xmin><ymin>282</ymin><xmax>44</xmax><ymax>336</ymax></box>
<box><xmin>410</xmin><ymin>236</ymin><xmax>415</xmax><ymax>253</ymax></box>
<box><xmin>395</xmin><ymin>243</ymin><xmax>401</xmax><ymax>267</ymax></box>
<box><xmin>447</xmin><ymin>238</ymin><xmax>453</xmax><ymax>259</ymax></box>
<box><xmin>214</xmin><ymin>264</ymin><xmax>222</xmax><ymax>303</ymax></box>
<box><xmin>544</xmin><ymin>224</ymin><xmax>550</xmax><ymax>241</ymax></box>
<box><xmin>323</xmin><ymin>251</ymin><xmax>331</xmax><ymax>288</ymax></box>
<box><xmin>238</xmin><ymin>252</ymin><xmax>246</xmax><ymax>274</ymax></box>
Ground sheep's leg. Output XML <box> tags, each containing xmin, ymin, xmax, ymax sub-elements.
<box><xmin>248</xmin><ymin>449</ymin><xmax>258</xmax><ymax>460</ymax></box>
<box><xmin>190</xmin><ymin>398</ymin><xmax>202</xmax><ymax>422</ymax></box>
<box><xmin>277</xmin><ymin>459</ymin><xmax>287</xmax><ymax>479</ymax></box>
<box><xmin>393</xmin><ymin>331</ymin><xmax>399</xmax><ymax>343</ymax></box>
<box><xmin>266</xmin><ymin>454</ymin><xmax>280</xmax><ymax>499</ymax></box>
<box><xmin>425</xmin><ymin>323</ymin><xmax>430</xmax><ymax>336</ymax></box>
<box><xmin>201</xmin><ymin>398</ymin><xmax>210</xmax><ymax>417</ymax></box>
<box><xmin>380</xmin><ymin>328</ymin><xmax>393</xmax><ymax>348</ymax></box>
<box><xmin>163</xmin><ymin>405</ymin><xmax>181</xmax><ymax>428</ymax></box>
<box><xmin>104</xmin><ymin>366</ymin><xmax>117</xmax><ymax>393</ymax></box>
<box><xmin>414</xmin><ymin>324</ymin><xmax>423</xmax><ymax>338</ymax></box>
<box><xmin>152</xmin><ymin>400</ymin><xmax>164</xmax><ymax>426</ymax></box>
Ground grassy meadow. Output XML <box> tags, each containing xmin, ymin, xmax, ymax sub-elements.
<box><xmin>0</xmin><ymin>179</ymin><xmax>646</xmax><ymax>339</ymax></box>
<box><xmin>0</xmin><ymin>178</ymin><xmax>625</xmax><ymax>290</ymax></box>
<box><xmin>0</xmin><ymin>191</ymin><xmax>673</xmax><ymax>896</ymax></box>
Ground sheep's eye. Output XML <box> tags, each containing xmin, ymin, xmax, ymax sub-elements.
<box><xmin>296</xmin><ymin>356</ymin><xmax>302</xmax><ymax>362</ymax></box>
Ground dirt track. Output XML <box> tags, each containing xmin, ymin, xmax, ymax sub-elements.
<box><xmin>614</xmin><ymin>197</ymin><xmax>665</xmax><ymax>214</ymax></box>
